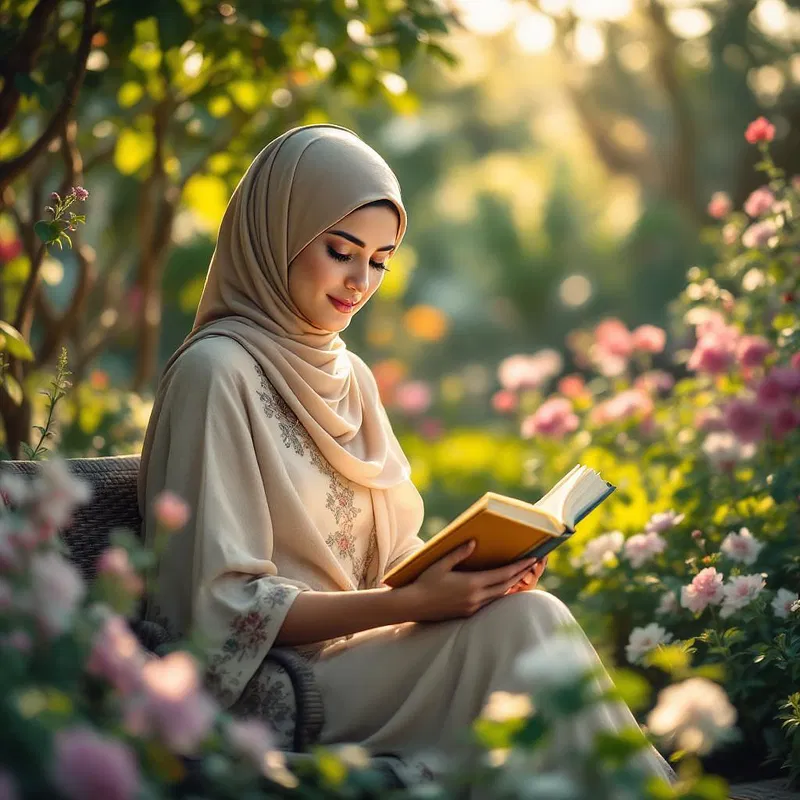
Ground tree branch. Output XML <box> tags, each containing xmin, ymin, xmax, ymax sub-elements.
<box><xmin>0</xmin><ymin>0</ymin><xmax>98</xmax><ymax>192</ymax></box>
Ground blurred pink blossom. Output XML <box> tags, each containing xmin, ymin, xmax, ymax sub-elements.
<box><xmin>720</xmin><ymin>574</ymin><xmax>765</xmax><ymax>618</ymax></box>
<box><xmin>632</xmin><ymin>325</ymin><xmax>666</xmax><ymax>354</ymax></box>
<box><xmin>736</xmin><ymin>335</ymin><xmax>772</xmax><ymax>369</ymax></box>
<box><xmin>153</xmin><ymin>491</ymin><xmax>191</xmax><ymax>531</ymax></box>
<box><xmin>491</xmin><ymin>389</ymin><xmax>518</xmax><ymax>413</ymax></box>
<box><xmin>53</xmin><ymin>727</ymin><xmax>140</xmax><ymax>800</ymax></box>
<box><xmin>645</xmin><ymin>510</ymin><xmax>685</xmax><ymax>534</ymax></box>
<box><xmin>521</xmin><ymin>397</ymin><xmax>579</xmax><ymax>440</ymax></box>
<box><xmin>724</xmin><ymin>398</ymin><xmax>765</xmax><ymax>443</ymax></box>
<box><xmin>97</xmin><ymin>547</ymin><xmax>144</xmax><ymax>597</ymax></box>
<box><xmin>594</xmin><ymin>318</ymin><xmax>634</xmax><ymax>357</ymax></box>
<box><xmin>634</xmin><ymin>370</ymin><xmax>675</xmax><ymax>395</ymax></box>
<box><xmin>772</xmin><ymin>366</ymin><xmax>800</xmax><ymax>395</ymax></box>
<box><xmin>141</xmin><ymin>651</ymin><xmax>217</xmax><ymax>754</ymax></box>
<box><xmin>87</xmin><ymin>614</ymin><xmax>147</xmax><ymax>696</ymax></box>
<box><xmin>720</xmin><ymin>527</ymin><xmax>763</xmax><ymax>565</ymax></box>
<box><xmin>623</xmin><ymin>532</ymin><xmax>667</xmax><ymax>568</ymax></box>
<box><xmin>589</xmin><ymin>389</ymin><xmax>653</xmax><ymax>426</ymax></box>
<box><xmin>29</xmin><ymin>550</ymin><xmax>85</xmax><ymax>637</ymax></box>
<box><xmin>687</xmin><ymin>329</ymin><xmax>738</xmax><ymax>375</ymax></box>
<box><xmin>771</xmin><ymin>406</ymin><xmax>800</xmax><ymax>440</ymax></box>
<box><xmin>35</xmin><ymin>458</ymin><xmax>92</xmax><ymax>531</ymax></box>
<box><xmin>741</xmin><ymin>219</ymin><xmax>777</xmax><ymax>249</ymax></box>
<box><xmin>498</xmin><ymin>350</ymin><xmax>563</xmax><ymax>392</ymax></box>
<box><xmin>0</xmin><ymin>770</ymin><xmax>18</xmax><ymax>800</ymax></box>
<box><xmin>417</xmin><ymin>417</ymin><xmax>444</xmax><ymax>440</ymax></box>
<box><xmin>694</xmin><ymin>408</ymin><xmax>727</xmax><ymax>432</ymax></box>
<box><xmin>394</xmin><ymin>380</ymin><xmax>432</xmax><ymax>415</ymax></box>
<box><xmin>655</xmin><ymin>591</ymin><xmax>678</xmax><ymax>616</ymax></box>
<box><xmin>557</xmin><ymin>374</ymin><xmax>586</xmax><ymax>399</ymax></box>
<box><xmin>743</xmin><ymin>187</ymin><xmax>775</xmax><ymax>217</ymax></box>
<box><xmin>745</xmin><ymin>116</ymin><xmax>775</xmax><ymax>144</ymax></box>
<box><xmin>226</xmin><ymin>718</ymin><xmax>276</xmax><ymax>772</ymax></box>
<box><xmin>772</xmin><ymin>588</ymin><xmax>799</xmax><ymax>619</ymax></box>
<box><xmin>701</xmin><ymin>431</ymin><xmax>756</xmax><ymax>471</ymax></box>
<box><xmin>707</xmin><ymin>192</ymin><xmax>732</xmax><ymax>219</ymax></box>
<box><xmin>681</xmin><ymin>567</ymin><xmax>724</xmax><ymax>613</ymax></box>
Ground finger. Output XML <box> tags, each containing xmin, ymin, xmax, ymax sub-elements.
<box><xmin>433</xmin><ymin>540</ymin><xmax>476</xmax><ymax>572</ymax></box>
<box><xmin>479</xmin><ymin>556</ymin><xmax>539</xmax><ymax>586</ymax></box>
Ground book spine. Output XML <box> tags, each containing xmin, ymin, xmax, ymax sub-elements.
<box><xmin>572</xmin><ymin>483</ymin><xmax>616</xmax><ymax>526</ymax></box>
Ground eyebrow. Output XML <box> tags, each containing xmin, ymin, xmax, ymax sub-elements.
<box><xmin>328</xmin><ymin>230</ymin><xmax>396</xmax><ymax>252</ymax></box>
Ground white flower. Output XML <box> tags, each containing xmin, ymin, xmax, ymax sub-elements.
<box><xmin>720</xmin><ymin>527</ymin><xmax>764</xmax><ymax>565</ymax></box>
<box><xmin>771</xmin><ymin>588</ymin><xmax>799</xmax><ymax>619</ymax></box>
<box><xmin>701</xmin><ymin>432</ymin><xmax>756</xmax><ymax>468</ymax></box>
<box><xmin>645</xmin><ymin>510</ymin><xmax>685</xmax><ymax>534</ymax></box>
<box><xmin>572</xmin><ymin>531</ymin><xmax>624</xmax><ymax>575</ymax></box>
<box><xmin>625</xmin><ymin>623</ymin><xmax>673</xmax><ymax>665</ymax></box>
<box><xmin>656</xmin><ymin>591</ymin><xmax>678</xmax><ymax>616</ymax></box>
<box><xmin>680</xmin><ymin>567</ymin><xmax>725</xmax><ymax>614</ymax></box>
<box><xmin>226</xmin><ymin>719</ymin><xmax>276</xmax><ymax>773</ymax></box>
<box><xmin>35</xmin><ymin>458</ymin><xmax>92</xmax><ymax>529</ymax></box>
<box><xmin>623</xmin><ymin>532</ymin><xmax>667</xmax><ymax>568</ymax></box>
<box><xmin>0</xmin><ymin>473</ymin><xmax>31</xmax><ymax>506</ymax></box>
<box><xmin>28</xmin><ymin>550</ymin><xmax>85</xmax><ymax>636</ymax></box>
<box><xmin>791</xmin><ymin>600</ymin><xmax>800</xmax><ymax>615</ymax></box>
<box><xmin>719</xmin><ymin>574</ymin><xmax>765</xmax><ymax>619</ymax></box>
<box><xmin>515</xmin><ymin>630</ymin><xmax>592</xmax><ymax>693</ymax></box>
<box><xmin>647</xmin><ymin>677</ymin><xmax>736</xmax><ymax>755</ymax></box>
<box><xmin>481</xmin><ymin>691</ymin><xmax>534</xmax><ymax>722</ymax></box>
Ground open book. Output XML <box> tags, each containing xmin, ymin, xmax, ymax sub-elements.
<box><xmin>382</xmin><ymin>464</ymin><xmax>615</xmax><ymax>589</ymax></box>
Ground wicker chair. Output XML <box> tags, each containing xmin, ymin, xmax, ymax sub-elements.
<box><xmin>0</xmin><ymin>455</ymin><xmax>324</xmax><ymax>754</ymax></box>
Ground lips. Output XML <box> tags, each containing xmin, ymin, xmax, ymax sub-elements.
<box><xmin>328</xmin><ymin>296</ymin><xmax>358</xmax><ymax>314</ymax></box>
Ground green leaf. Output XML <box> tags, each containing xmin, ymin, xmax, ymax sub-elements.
<box><xmin>3</xmin><ymin>374</ymin><xmax>23</xmax><ymax>405</ymax></box>
<box><xmin>0</xmin><ymin>321</ymin><xmax>34</xmax><ymax>361</ymax></box>
<box><xmin>34</xmin><ymin>220</ymin><xmax>58</xmax><ymax>244</ymax></box>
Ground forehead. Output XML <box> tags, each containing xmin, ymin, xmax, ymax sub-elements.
<box><xmin>328</xmin><ymin>204</ymin><xmax>400</xmax><ymax>239</ymax></box>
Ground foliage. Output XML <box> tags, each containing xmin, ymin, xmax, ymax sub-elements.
<box><xmin>0</xmin><ymin>457</ymin><xmax>732</xmax><ymax>799</ymax></box>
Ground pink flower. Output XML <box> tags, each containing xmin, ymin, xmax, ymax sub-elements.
<box><xmin>86</xmin><ymin>614</ymin><xmax>147</xmax><ymax>695</ymax></box>
<box><xmin>771</xmin><ymin>406</ymin><xmax>800</xmax><ymax>440</ymax></box>
<box><xmin>634</xmin><ymin>370</ymin><xmax>674</xmax><ymax>395</ymax></box>
<box><xmin>594</xmin><ymin>318</ymin><xmax>634</xmax><ymax>357</ymax></box>
<box><xmin>645</xmin><ymin>510</ymin><xmax>685</xmax><ymax>534</ymax></box>
<box><xmin>680</xmin><ymin>567</ymin><xmax>724</xmax><ymax>613</ymax></box>
<box><xmin>141</xmin><ymin>652</ymin><xmax>217</xmax><ymax>754</ymax></box>
<box><xmin>624</xmin><ymin>532</ymin><xmax>667</xmax><ymax>568</ymax></box>
<box><xmin>724</xmin><ymin>398</ymin><xmax>765</xmax><ymax>443</ymax></box>
<box><xmin>0</xmin><ymin>770</ymin><xmax>19</xmax><ymax>800</ymax></box>
<box><xmin>498</xmin><ymin>350</ymin><xmax>563</xmax><ymax>392</ymax></box>
<box><xmin>772</xmin><ymin>366</ymin><xmax>800</xmax><ymax>395</ymax></box>
<box><xmin>736</xmin><ymin>335</ymin><xmax>772</xmax><ymax>369</ymax></box>
<box><xmin>742</xmin><ymin>219</ymin><xmax>777</xmax><ymax>249</ymax></box>
<box><xmin>720</xmin><ymin>574</ymin><xmax>765</xmax><ymax>618</ymax></box>
<box><xmin>557</xmin><ymin>374</ymin><xmax>586</xmax><ymax>399</ymax></box>
<box><xmin>694</xmin><ymin>407</ymin><xmax>727</xmax><ymax>433</ymax></box>
<box><xmin>71</xmin><ymin>186</ymin><xmax>89</xmax><ymax>201</ymax></box>
<box><xmin>745</xmin><ymin>116</ymin><xmax>776</xmax><ymax>144</ymax></box>
<box><xmin>589</xmin><ymin>389</ymin><xmax>653</xmax><ymax>426</ymax></box>
<box><xmin>29</xmin><ymin>550</ymin><xmax>85</xmax><ymax>637</ymax></box>
<box><xmin>417</xmin><ymin>417</ymin><xmax>443</xmax><ymax>440</ymax></box>
<box><xmin>97</xmin><ymin>547</ymin><xmax>144</xmax><ymax>596</ymax></box>
<box><xmin>632</xmin><ymin>324</ymin><xmax>666</xmax><ymax>354</ymax></box>
<box><xmin>521</xmin><ymin>397</ymin><xmax>579</xmax><ymax>440</ymax></box>
<box><xmin>702</xmin><ymin>431</ymin><xmax>756</xmax><ymax>471</ymax></box>
<box><xmin>687</xmin><ymin>330</ymin><xmax>737</xmax><ymax>375</ymax></box>
<box><xmin>720</xmin><ymin>527</ymin><xmax>764</xmax><ymax>565</ymax></box>
<box><xmin>491</xmin><ymin>389</ymin><xmax>518</xmax><ymax>413</ymax></box>
<box><xmin>53</xmin><ymin>727</ymin><xmax>140</xmax><ymax>800</ymax></box>
<box><xmin>772</xmin><ymin>588</ymin><xmax>799</xmax><ymax>619</ymax></box>
<box><xmin>707</xmin><ymin>192</ymin><xmax>732</xmax><ymax>219</ymax></box>
<box><xmin>153</xmin><ymin>491</ymin><xmax>190</xmax><ymax>531</ymax></box>
<box><xmin>743</xmin><ymin>187</ymin><xmax>775</xmax><ymax>217</ymax></box>
<box><xmin>394</xmin><ymin>380</ymin><xmax>432</xmax><ymax>415</ymax></box>
<box><xmin>756</xmin><ymin>372</ymin><xmax>789</xmax><ymax>411</ymax></box>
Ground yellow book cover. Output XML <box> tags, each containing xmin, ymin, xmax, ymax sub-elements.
<box><xmin>383</xmin><ymin>464</ymin><xmax>615</xmax><ymax>589</ymax></box>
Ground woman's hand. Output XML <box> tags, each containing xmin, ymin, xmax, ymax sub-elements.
<box><xmin>505</xmin><ymin>555</ymin><xmax>548</xmax><ymax>595</ymax></box>
<box><xmin>396</xmin><ymin>540</ymin><xmax>540</xmax><ymax>623</ymax></box>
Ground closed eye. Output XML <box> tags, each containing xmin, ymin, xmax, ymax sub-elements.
<box><xmin>326</xmin><ymin>245</ymin><xmax>390</xmax><ymax>272</ymax></box>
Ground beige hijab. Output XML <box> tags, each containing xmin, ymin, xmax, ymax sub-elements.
<box><xmin>142</xmin><ymin>123</ymin><xmax>414</xmax><ymax>491</ymax></box>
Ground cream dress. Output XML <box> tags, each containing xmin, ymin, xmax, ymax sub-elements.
<box><xmin>141</xmin><ymin>336</ymin><xmax>674</xmax><ymax>788</ymax></box>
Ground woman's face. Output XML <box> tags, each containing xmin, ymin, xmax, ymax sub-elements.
<box><xmin>288</xmin><ymin>204</ymin><xmax>399</xmax><ymax>332</ymax></box>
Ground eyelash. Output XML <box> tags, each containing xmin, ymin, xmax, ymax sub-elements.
<box><xmin>326</xmin><ymin>245</ymin><xmax>390</xmax><ymax>272</ymax></box>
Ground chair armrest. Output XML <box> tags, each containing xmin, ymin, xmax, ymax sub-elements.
<box><xmin>265</xmin><ymin>647</ymin><xmax>325</xmax><ymax>752</ymax></box>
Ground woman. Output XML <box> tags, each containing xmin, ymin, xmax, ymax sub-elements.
<box><xmin>138</xmin><ymin>124</ymin><xmax>675</xmax><ymax>788</ymax></box>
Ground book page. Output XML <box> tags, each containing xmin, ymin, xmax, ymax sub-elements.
<box><xmin>531</xmin><ymin>464</ymin><xmax>583</xmax><ymax>523</ymax></box>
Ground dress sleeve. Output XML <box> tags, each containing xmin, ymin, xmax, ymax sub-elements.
<box><xmin>140</xmin><ymin>342</ymin><xmax>308</xmax><ymax>709</ymax></box>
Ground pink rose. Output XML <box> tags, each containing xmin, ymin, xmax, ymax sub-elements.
<box><xmin>521</xmin><ymin>397</ymin><xmax>579</xmax><ymax>440</ymax></box>
<box><xmin>53</xmin><ymin>727</ymin><xmax>140</xmax><ymax>800</ymax></box>
<box><xmin>96</xmin><ymin>547</ymin><xmax>144</xmax><ymax>597</ymax></box>
<box><xmin>594</xmin><ymin>318</ymin><xmax>634</xmax><ymax>357</ymax></box>
<box><xmin>743</xmin><ymin>187</ymin><xmax>775</xmax><ymax>218</ymax></box>
<box><xmin>632</xmin><ymin>325</ymin><xmax>666</xmax><ymax>354</ymax></box>
<box><xmin>498</xmin><ymin>350</ymin><xmax>563</xmax><ymax>392</ymax></box>
<box><xmin>724</xmin><ymin>398</ymin><xmax>765</xmax><ymax>443</ymax></box>
<box><xmin>742</xmin><ymin>219</ymin><xmax>777</xmax><ymax>249</ymax></box>
<box><xmin>687</xmin><ymin>332</ymin><xmax>736</xmax><ymax>375</ymax></box>
<box><xmin>634</xmin><ymin>370</ymin><xmax>674</xmax><ymax>395</ymax></box>
<box><xmin>153</xmin><ymin>491</ymin><xmax>191</xmax><ymax>531</ymax></box>
<box><xmin>736</xmin><ymin>335</ymin><xmax>772</xmax><ymax>369</ymax></box>
<box><xmin>707</xmin><ymin>192</ymin><xmax>732</xmax><ymax>219</ymax></box>
<box><xmin>771</xmin><ymin>406</ymin><xmax>800</xmax><ymax>440</ymax></box>
<box><xmin>589</xmin><ymin>389</ymin><xmax>653</xmax><ymax>426</ymax></box>
<box><xmin>394</xmin><ymin>380</ymin><xmax>432</xmax><ymax>415</ymax></box>
<box><xmin>491</xmin><ymin>389</ymin><xmax>518</xmax><ymax>413</ymax></box>
<box><xmin>745</xmin><ymin>116</ymin><xmax>775</xmax><ymax>144</ymax></box>
<box><xmin>680</xmin><ymin>567</ymin><xmax>724</xmax><ymax>613</ymax></box>
<box><xmin>557</xmin><ymin>374</ymin><xmax>586</xmax><ymax>399</ymax></box>
<box><xmin>86</xmin><ymin>614</ymin><xmax>147</xmax><ymax>696</ymax></box>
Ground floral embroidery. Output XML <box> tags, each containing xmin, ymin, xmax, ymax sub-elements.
<box><xmin>357</xmin><ymin>526</ymin><xmax>379</xmax><ymax>590</ymax></box>
<box><xmin>255</xmin><ymin>367</ymin><xmax>377</xmax><ymax>581</ymax></box>
<box><xmin>232</xmin><ymin>663</ymin><xmax>296</xmax><ymax>749</ymax></box>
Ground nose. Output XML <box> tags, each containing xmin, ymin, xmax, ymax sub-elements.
<box><xmin>344</xmin><ymin>258</ymin><xmax>370</xmax><ymax>294</ymax></box>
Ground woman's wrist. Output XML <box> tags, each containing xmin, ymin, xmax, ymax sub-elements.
<box><xmin>382</xmin><ymin>583</ymin><xmax>424</xmax><ymax>623</ymax></box>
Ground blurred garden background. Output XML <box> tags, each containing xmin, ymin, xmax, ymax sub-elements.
<box><xmin>1</xmin><ymin>0</ymin><xmax>799</xmax><ymax>797</ymax></box>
